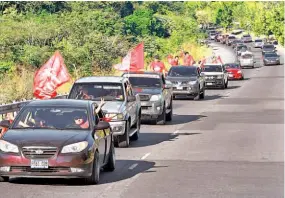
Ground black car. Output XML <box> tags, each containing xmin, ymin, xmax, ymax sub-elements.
<box><xmin>263</xmin><ymin>52</ymin><xmax>281</xmax><ymax>66</ymax></box>
<box><xmin>0</xmin><ymin>99</ymin><xmax>115</xmax><ymax>184</ymax></box>
<box><xmin>262</xmin><ymin>44</ymin><xmax>276</xmax><ymax>55</ymax></box>
<box><xmin>166</xmin><ymin>66</ymin><xmax>205</xmax><ymax>100</ymax></box>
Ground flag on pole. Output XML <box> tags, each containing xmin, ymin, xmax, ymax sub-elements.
<box><xmin>33</xmin><ymin>51</ymin><xmax>71</xmax><ymax>99</ymax></box>
<box><xmin>114</xmin><ymin>42</ymin><xmax>144</xmax><ymax>71</ymax></box>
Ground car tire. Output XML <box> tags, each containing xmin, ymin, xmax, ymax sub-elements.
<box><xmin>130</xmin><ymin>113</ymin><xmax>140</xmax><ymax>141</ymax></box>
<box><xmin>0</xmin><ymin>176</ymin><xmax>9</xmax><ymax>182</ymax></box>
<box><xmin>118</xmin><ymin>121</ymin><xmax>130</xmax><ymax>148</ymax></box>
<box><xmin>166</xmin><ymin>99</ymin><xmax>173</xmax><ymax>121</ymax></box>
<box><xmin>85</xmin><ymin>151</ymin><xmax>100</xmax><ymax>185</ymax></box>
<box><xmin>241</xmin><ymin>76</ymin><xmax>244</xmax><ymax>80</ymax></box>
<box><xmin>159</xmin><ymin>105</ymin><xmax>166</xmax><ymax>125</ymax></box>
<box><xmin>104</xmin><ymin>142</ymin><xmax>115</xmax><ymax>172</ymax></box>
<box><xmin>199</xmin><ymin>86</ymin><xmax>205</xmax><ymax>99</ymax></box>
<box><xmin>225</xmin><ymin>80</ymin><xmax>228</xmax><ymax>88</ymax></box>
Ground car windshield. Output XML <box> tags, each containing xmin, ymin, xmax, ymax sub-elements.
<box><xmin>229</xmin><ymin>36</ymin><xmax>235</xmax><ymax>39</ymax></box>
<box><xmin>263</xmin><ymin>45</ymin><xmax>274</xmax><ymax>49</ymax></box>
<box><xmin>12</xmin><ymin>107</ymin><xmax>90</xmax><ymax>130</ymax></box>
<box><xmin>241</xmin><ymin>54</ymin><xmax>253</xmax><ymax>59</ymax></box>
<box><xmin>69</xmin><ymin>83</ymin><xmax>124</xmax><ymax>101</ymax></box>
<box><xmin>264</xmin><ymin>53</ymin><xmax>278</xmax><ymax>58</ymax></box>
<box><xmin>125</xmin><ymin>74</ymin><xmax>162</xmax><ymax>88</ymax></box>
<box><xmin>237</xmin><ymin>45</ymin><xmax>247</xmax><ymax>50</ymax></box>
<box><xmin>255</xmin><ymin>39</ymin><xmax>263</xmax><ymax>42</ymax></box>
<box><xmin>168</xmin><ymin>67</ymin><xmax>197</xmax><ymax>77</ymax></box>
<box><xmin>243</xmin><ymin>35</ymin><xmax>251</xmax><ymax>37</ymax></box>
<box><xmin>202</xmin><ymin>65</ymin><xmax>223</xmax><ymax>72</ymax></box>
<box><xmin>224</xmin><ymin>64</ymin><xmax>240</xmax><ymax>69</ymax></box>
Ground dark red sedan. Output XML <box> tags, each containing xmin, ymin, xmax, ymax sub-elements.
<box><xmin>224</xmin><ymin>63</ymin><xmax>244</xmax><ymax>80</ymax></box>
<box><xmin>0</xmin><ymin>99</ymin><xmax>115</xmax><ymax>184</ymax></box>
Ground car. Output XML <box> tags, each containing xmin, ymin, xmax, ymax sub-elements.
<box><xmin>253</xmin><ymin>39</ymin><xmax>264</xmax><ymax>48</ymax></box>
<box><xmin>235</xmin><ymin>44</ymin><xmax>248</xmax><ymax>57</ymax></box>
<box><xmin>0</xmin><ymin>99</ymin><xmax>115</xmax><ymax>184</ymax></box>
<box><xmin>224</xmin><ymin>63</ymin><xmax>244</xmax><ymax>80</ymax></box>
<box><xmin>68</xmin><ymin>76</ymin><xmax>141</xmax><ymax>148</ymax></box>
<box><xmin>201</xmin><ymin>64</ymin><xmax>229</xmax><ymax>89</ymax></box>
<box><xmin>209</xmin><ymin>32</ymin><xmax>216</xmax><ymax>40</ymax></box>
<box><xmin>262</xmin><ymin>44</ymin><xmax>276</xmax><ymax>55</ymax></box>
<box><xmin>122</xmin><ymin>72</ymin><xmax>173</xmax><ymax>125</ymax></box>
<box><xmin>263</xmin><ymin>52</ymin><xmax>281</xmax><ymax>66</ymax></box>
<box><xmin>239</xmin><ymin>51</ymin><xmax>255</xmax><ymax>69</ymax></box>
<box><xmin>166</xmin><ymin>66</ymin><xmax>205</xmax><ymax>100</ymax></box>
<box><xmin>226</xmin><ymin>35</ymin><xmax>236</xmax><ymax>46</ymax></box>
<box><xmin>232</xmin><ymin>39</ymin><xmax>243</xmax><ymax>49</ymax></box>
<box><xmin>241</xmin><ymin>34</ymin><xmax>252</xmax><ymax>43</ymax></box>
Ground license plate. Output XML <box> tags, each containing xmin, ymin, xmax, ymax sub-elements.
<box><xmin>31</xmin><ymin>159</ymin><xmax>48</xmax><ymax>169</ymax></box>
<box><xmin>229</xmin><ymin>74</ymin><xmax>233</xmax><ymax>77</ymax></box>
<box><xmin>176</xmin><ymin>86</ymin><xmax>183</xmax><ymax>90</ymax></box>
<box><xmin>207</xmin><ymin>82</ymin><xmax>213</xmax><ymax>85</ymax></box>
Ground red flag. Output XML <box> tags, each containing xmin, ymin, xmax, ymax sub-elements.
<box><xmin>114</xmin><ymin>42</ymin><xmax>144</xmax><ymax>71</ymax></box>
<box><xmin>33</xmin><ymin>51</ymin><xmax>71</xmax><ymax>99</ymax></box>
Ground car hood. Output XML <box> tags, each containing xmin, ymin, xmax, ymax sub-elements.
<box><xmin>132</xmin><ymin>87</ymin><xmax>162</xmax><ymax>95</ymax></box>
<box><xmin>3</xmin><ymin>129</ymin><xmax>89</xmax><ymax>147</ymax></box>
<box><xmin>102</xmin><ymin>101</ymin><xmax>125</xmax><ymax>113</ymax></box>
<box><xmin>166</xmin><ymin>76</ymin><xmax>198</xmax><ymax>82</ymax></box>
<box><xmin>201</xmin><ymin>72</ymin><xmax>223</xmax><ymax>76</ymax></box>
<box><xmin>264</xmin><ymin>57</ymin><xmax>279</xmax><ymax>61</ymax></box>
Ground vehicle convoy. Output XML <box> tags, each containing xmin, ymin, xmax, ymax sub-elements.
<box><xmin>68</xmin><ymin>77</ymin><xmax>141</xmax><ymax>148</ymax></box>
<box><xmin>201</xmin><ymin>64</ymin><xmax>229</xmax><ymax>89</ymax></box>
<box><xmin>165</xmin><ymin>66</ymin><xmax>205</xmax><ymax>100</ymax></box>
<box><xmin>0</xmin><ymin>99</ymin><xmax>115</xmax><ymax>184</ymax></box>
<box><xmin>224</xmin><ymin>63</ymin><xmax>244</xmax><ymax>80</ymax></box>
<box><xmin>239</xmin><ymin>51</ymin><xmax>255</xmax><ymax>69</ymax></box>
<box><xmin>262</xmin><ymin>52</ymin><xmax>281</xmax><ymax>66</ymax></box>
<box><xmin>262</xmin><ymin>44</ymin><xmax>276</xmax><ymax>55</ymax></box>
<box><xmin>122</xmin><ymin>72</ymin><xmax>172</xmax><ymax>125</ymax></box>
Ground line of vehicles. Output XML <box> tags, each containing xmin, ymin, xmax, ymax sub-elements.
<box><xmin>0</xmin><ymin>27</ymin><xmax>281</xmax><ymax>184</ymax></box>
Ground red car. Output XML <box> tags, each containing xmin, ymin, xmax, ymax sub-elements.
<box><xmin>224</xmin><ymin>63</ymin><xmax>244</xmax><ymax>80</ymax></box>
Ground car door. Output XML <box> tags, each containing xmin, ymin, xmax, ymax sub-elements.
<box><xmin>92</xmin><ymin>104</ymin><xmax>106</xmax><ymax>165</ymax></box>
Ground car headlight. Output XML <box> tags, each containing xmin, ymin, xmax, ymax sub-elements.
<box><xmin>150</xmin><ymin>94</ymin><xmax>161</xmax><ymax>101</ymax></box>
<box><xmin>61</xmin><ymin>141</ymin><xmax>88</xmax><ymax>154</ymax></box>
<box><xmin>0</xmin><ymin>140</ymin><xmax>19</xmax><ymax>153</ymax></box>
<box><xmin>105</xmin><ymin>113</ymin><xmax>124</xmax><ymax>120</ymax></box>
<box><xmin>237</xmin><ymin>70</ymin><xmax>242</xmax><ymax>74</ymax></box>
<box><xmin>217</xmin><ymin>75</ymin><xmax>223</xmax><ymax>79</ymax></box>
<box><xmin>188</xmin><ymin>81</ymin><xmax>198</xmax><ymax>85</ymax></box>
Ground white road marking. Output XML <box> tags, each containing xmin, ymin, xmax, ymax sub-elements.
<box><xmin>141</xmin><ymin>152</ymin><xmax>151</xmax><ymax>160</ymax></box>
<box><xmin>128</xmin><ymin>163</ymin><xmax>138</xmax><ymax>170</ymax></box>
<box><xmin>171</xmin><ymin>130</ymin><xmax>179</xmax><ymax>136</ymax></box>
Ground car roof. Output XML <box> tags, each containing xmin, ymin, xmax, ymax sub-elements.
<box><xmin>203</xmin><ymin>63</ymin><xmax>223</xmax><ymax>66</ymax></box>
<box><xmin>75</xmin><ymin>76</ymin><xmax>125</xmax><ymax>83</ymax></box>
<box><xmin>169</xmin><ymin>65</ymin><xmax>198</xmax><ymax>69</ymax></box>
<box><xmin>27</xmin><ymin>99</ymin><xmax>91</xmax><ymax>107</ymax></box>
<box><xmin>122</xmin><ymin>71</ymin><xmax>162</xmax><ymax>76</ymax></box>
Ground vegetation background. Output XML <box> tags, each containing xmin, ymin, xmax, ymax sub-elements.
<box><xmin>0</xmin><ymin>1</ymin><xmax>284</xmax><ymax>103</ymax></box>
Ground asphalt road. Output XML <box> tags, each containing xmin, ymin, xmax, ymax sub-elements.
<box><xmin>1</xmin><ymin>42</ymin><xmax>283</xmax><ymax>198</ymax></box>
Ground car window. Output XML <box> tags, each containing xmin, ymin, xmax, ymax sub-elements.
<box><xmin>202</xmin><ymin>65</ymin><xmax>223</xmax><ymax>72</ymax></box>
<box><xmin>124</xmin><ymin>74</ymin><xmax>162</xmax><ymax>88</ymax></box>
<box><xmin>12</xmin><ymin>107</ymin><xmax>90</xmax><ymax>130</ymax></box>
<box><xmin>168</xmin><ymin>67</ymin><xmax>198</xmax><ymax>77</ymax></box>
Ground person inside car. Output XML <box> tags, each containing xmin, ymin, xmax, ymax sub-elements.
<box><xmin>73</xmin><ymin>112</ymin><xmax>89</xmax><ymax>129</ymax></box>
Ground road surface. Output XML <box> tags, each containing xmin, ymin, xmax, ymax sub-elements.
<box><xmin>1</xmin><ymin>42</ymin><xmax>283</xmax><ymax>198</ymax></box>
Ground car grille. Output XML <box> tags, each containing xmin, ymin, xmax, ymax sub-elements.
<box><xmin>138</xmin><ymin>94</ymin><xmax>151</xmax><ymax>101</ymax></box>
<box><xmin>141</xmin><ymin>106</ymin><xmax>152</xmax><ymax>110</ymax></box>
<box><xmin>173</xmin><ymin>87</ymin><xmax>188</xmax><ymax>91</ymax></box>
<box><xmin>10</xmin><ymin>166</ymin><xmax>70</xmax><ymax>173</ymax></box>
<box><xmin>22</xmin><ymin>147</ymin><xmax>57</xmax><ymax>159</ymax></box>
<box><xmin>171</xmin><ymin>81</ymin><xmax>188</xmax><ymax>85</ymax></box>
<box><xmin>205</xmin><ymin>75</ymin><xmax>218</xmax><ymax>80</ymax></box>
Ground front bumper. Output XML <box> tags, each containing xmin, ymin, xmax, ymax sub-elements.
<box><xmin>205</xmin><ymin>79</ymin><xmax>224</xmax><ymax>87</ymax></box>
<box><xmin>0</xmin><ymin>151</ymin><xmax>93</xmax><ymax>178</ymax></box>
<box><xmin>264</xmin><ymin>60</ymin><xmax>280</xmax><ymax>65</ymax></box>
<box><xmin>140</xmin><ymin>101</ymin><xmax>163</xmax><ymax>120</ymax></box>
<box><xmin>109</xmin><ymin>121</ymin><xmax>126</xmax><ymax>136</ymax></box>
<box><xmin>228</xmin><ymin>73</ymin><xmax>243</xmax><ymax>80</ymax></box>
<box><xmin>172</xmin><ymin>85</ymin><xmax>199</xmax><ymax>96</ymax></box>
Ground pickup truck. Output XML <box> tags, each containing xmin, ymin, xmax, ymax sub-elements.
<box><xmin>201</xmin><ymin>64</ymin><xmax>229</xmax><ymax>89</ymax></box>
<box><xmin>122</xmin><ymin>72</ymin><xmax>173</xmax><ymax>125</ymax></box>
<box><xmin>68</xmin><ymin>76</ymin><xmax>141</xmax><ymax>148</ymax></box>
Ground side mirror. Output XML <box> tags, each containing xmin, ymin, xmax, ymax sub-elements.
<box><xmin>0</xmin><ymin>120</ymin><xmax>11</xmax><ymax>128</ymax></box>
<box><xmin>94</xmin><ymin>121</ymin><xmax>110</xmax><ymax>131</ymax></box>
<box><xmin>127</xmin><ymin>95</ymin><xmax>136</xmax><ymax>102</ymax></box>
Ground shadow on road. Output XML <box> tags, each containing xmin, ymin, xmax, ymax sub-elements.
<box><xmin>168</xmin><ymin>114</ymin><xmax>207</xmax><ymax>125</ymax></box>
<box><xmin>226</xmin><ymin>85</ymin><xmax>241</xmax><ymax>90</ymax></box>
<box><xmin>9</xmin><ymin>160</ymin><xmax>160</xmax><ymax>186</ymax></box>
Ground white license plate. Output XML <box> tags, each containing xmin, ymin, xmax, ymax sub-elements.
<box><xmin>31</xmin><ymin>159</ymin><xmax>49</xmax><ymax>169</ymax></box>
<box><xmin>207</xmin><ymin>82</ymin><xmax>213</xmax><ymax>85</ymax></box>
<box><xmin>176</xmin><ymin>86</ymin><xmax>183</xmax><ymax>90</ymax></box>
<box><xmin>229</xmin><ymin>74</ymin><xmax>233</xmax><ymax>77</ymax></box>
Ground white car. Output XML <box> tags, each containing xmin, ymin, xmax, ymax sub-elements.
<box><xmin>201</xmin><ymin>64</ymin><xmax>229</xmax><ymax>89</ymax></box>
<box><xmin>254</xmin><ymin>39</ymin><xmax>264</xmax><ymax>48</ymax></box>
<box><xmin>239</xmin><ymin>52</ymin><xmax>255</xmax><ymax>68</ymax></box>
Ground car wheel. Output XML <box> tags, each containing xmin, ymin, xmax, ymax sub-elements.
<box><xmin>225</xmin><ymin>80</ymin><xmax>228</xmax><ymax>88</ymax></box>
<box><xmin>104</xmin><ymin>142</ymin><xmax>115</xmax><ymax>172</ymax></box>
<box><xmin>0</xmin><ymin>176</ymin><xmax>9</xmax><ymax>182</ymax></box>
<box><xmin>166</xmin><ymin>99</ymin><xmax>173</xmax><ymax>121</ymax></box>
<box><xmin>130</xmin><ymin>113</ymin><xmax>140</xmax><ymax>141</ymax></box>
<box><xmin>85</xmin><ymin>151</ymin><xmax>100</xmax><ymax>185</ymax></box>
<box><xmin>159</xmin><ymin>105</ymin><xmax>166</xmax><ymax>125</ymax></box>
<box><xmin>241</xmin><ymin>76</ymin><xmax>244</xmax><ymax>80</ymax></box>
<box><xmin>199</xmin><ymin>86</ymin><xmax>205</xmax><ymax>99</ymax></box>
<box><xmin>221</xmin><ymin>81</ymin><xmax>226</xmax><ymax>89</ymax></box>
<box><xmin>118</xmin><ymin>121</ymin><xmax>130</xmax><ymax>148</ymax></box>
